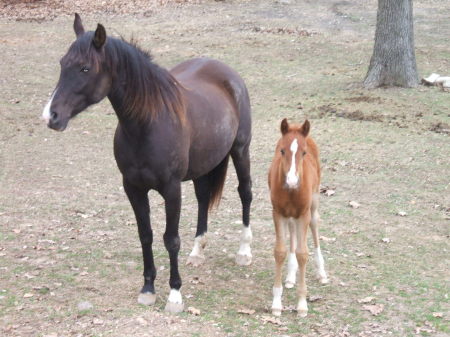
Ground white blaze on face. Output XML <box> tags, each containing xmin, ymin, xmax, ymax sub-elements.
<box><xmin>42</xmin><ymin>89</ymin><xmax>57</xmax><ymax>123</ymax></box>
<box><xmin>286</xmin><ymin>138</ymin><xmax>299</xmax><ymax>188</ymax></box>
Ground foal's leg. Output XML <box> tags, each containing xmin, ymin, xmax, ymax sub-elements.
<box><xmin>285</xmin><ymin>219</ymin><xmax>298</xmax><ymax>289</ymax></box>
<box><xmin>296</xmin><ymin>213</ymin><xmax>311</xmax><ymax>317</ymax></box>
<box><xmin>123</xmin><ymin>180</ymin><xmax>156</xmax><ymax>306</ymax></box>
<box><xmin>231</xmin><ymin>143</ymin><xmax>253</xmax><ymax>266</ymax></box>
<box><xmin>310</xmin><ymin>193</ymin><xmax>328</xmax><ymax>284</ymax></box>
<box><xmin>161</xmin><ymin>181</ymin><xmax>184</xmax><ymax>313</ymax></box>
<box><xmin>272</xmin><ymin>212</ymin><xmax>288</xmax><ymax>316</ymax></box>
<box><xmin>186</xmin><ymin>176</ymin><xmax>210</xmax><ymax>267</ymax></box>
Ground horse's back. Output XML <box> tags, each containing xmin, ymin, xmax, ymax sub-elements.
<box><xmin>306</xmin><ymin>137</ymin><xmax>321</xmax><ymax>187</ymax></box>
<box><xmin>171</xmin><ymin>58</ymin><xmax>249</xmax><ymax>114</ymax></box>
<box><xmin>170</xmin><ymin>58</ymin><xmax>251</xmax><ymax>180</ymax></box>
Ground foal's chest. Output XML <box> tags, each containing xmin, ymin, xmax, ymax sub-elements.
<box><xmin>272</xmin><ymin>191</ymin><xmax>311</xmax><ymax>219</ymax></box>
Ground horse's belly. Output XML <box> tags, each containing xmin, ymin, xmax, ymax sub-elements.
<box><xmin>184</xmin><ymin>107</ymin><xmax>238</xmax><ymax>180</ymax></box>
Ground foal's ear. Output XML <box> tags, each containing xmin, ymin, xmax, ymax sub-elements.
<box><xmin>300</xmin><ymin>120</ymin><xmax>310</xmax><ymax>137</ymax></box>
<box><xmin>93</xmin><ymin>24</ymin><xmax>107</xmax><ymax>49</ymax></box>
<box><xmin>74</xmin><ymin>13</ymin><xmax>85</xmax><ymax>37</ymax></box>
<box><xmin>280</xmin><ymin>118</ymin><xmax>289</xmax><ymax>135</ymax></box>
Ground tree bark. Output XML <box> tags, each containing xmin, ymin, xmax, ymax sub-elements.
<box><xmin>364</xmin><ymin>0</ymin><xmax>418</xmax><ymax>88</ymax></box>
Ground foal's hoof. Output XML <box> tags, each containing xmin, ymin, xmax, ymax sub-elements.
<box><xmin>317</xmin><ymin>273</ymin><xmax>329</xmax><ymax>284</ymax></box>
<box><xmin>164</xmin><ymin>301</ymin><xmax>184</xmax><ymax>313</ymax></box>
<box><xmin>186</xmin><ymin>254</ymin><xmax>205</xmax><ymax>267</ymax></box>
<box><xmin>285</xmin><ymin>281</ymin><xmax>295</xmax><ymax>289</ymax></box>
<box><xmin>137</xmin><ymin>292</ymin><xmax>156</xmax><ymax>306</ymax></box>
<box><xmin>319</xmin><ymin>277</ymin><xmax>329</xmax><ymax>285</ymax></box>
<box><xmin>297</xmin><ymin>309</ymin><xmax>308</xmax><ymax>318</ymax></box>
<box><xmin>235</xmin><ymin>253</ymin><xmax>252</xmax><ymax>266</ymax></box>
<box><xmin>272</xmin><ymin>308</ymin><xmax>282</xmax><ymax>317</ymax></box>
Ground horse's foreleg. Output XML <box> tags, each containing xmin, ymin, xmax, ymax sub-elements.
<box><xmin>187</xmin><ymin>177</ymin><xmax>210</xmax><ymax>267</ymax></box>
<box><xmin>295</xmin><ymin>214</ymin><xmax>310</xmax><ymax>317</ymax></box>
<box><xmin>272</xmin><ymin>212</ymin><xmax>287</xmax><ymax>316</ymax></box>
<box><xmin>161</xmin><ymin>182</ymin><xmax>184</xmax><ymax>313</ymax></box>
<box><xmin>285</xmin><ymin>220</ymin><xmax>298</xmax><ymax>288</ymax></box>
<box><xmin>231</xmin><ymin>145</ymin><xmax>253</xmax><ymax>266</ymax></box>
<box><xmin>123</xmin><ymin>180</ymin><xmax>156</xmax><ymax>306</ymax></box>
<box><xmin>310</xmin><ymin>194</ymin><xmax>328</xmax><ymax>284</ymax></box>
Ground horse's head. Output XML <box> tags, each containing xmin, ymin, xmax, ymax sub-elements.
<box><xmin>42</xmin><ymin>14</ymin><xmax>112</xmax><ymax>131</ymax></box>
<box><xmin>276</xmin><ymin>118</ymin><xmax>310</xmax><ymax>189</ymax></box>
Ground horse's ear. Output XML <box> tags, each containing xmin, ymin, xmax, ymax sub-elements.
<box><xmin>280</xmin><ymin>118</ymin><xmax>289</xmax><ymax>135</ymax></box>
<box><xmin>300</xmin><ymin>120</ymin><xmax>310</xmax><ymax>137</ymax></box>
<box><xmin>74</xmin><ymin>13</ymin><xmax>85</xmax><ymax>37</ymax></box>
<box><xmin>93</xmin><ymin>24</ymin><xmax>107</xmax><ymax>49</ymax></box>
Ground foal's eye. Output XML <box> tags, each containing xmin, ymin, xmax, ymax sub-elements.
<box><xmin>80</xmin><ymin>66</ymin><xmax>90</xmax><ymax>73</ymax></box>
<box><xmin>280</xmin><ymin>149</ymin><xmax>285</xmax><ymax>155</ymax></box>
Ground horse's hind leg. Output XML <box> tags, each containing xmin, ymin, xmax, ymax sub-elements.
<box><xmin>310</xmin><ymin>193</ymin><xmax>328</xmax><ymax>284</ymax></box>
<box><xmin>123</xmin><ymin>180</ymin><xmax>157</xmax><ymax>306</ymax></box>
<box><xmin>295</xmin><ymin>214</ymin><xmax>310</xmax><ymax>317</ymax></box>
<box><xmin>231</xmin><ymin>140</ymin><xmax>253</xmax><ymax>266</ymax></box>
<box><xmin>186</xmin><ymin>176</ymin><xmax>211</xmax><ymax>267</ymax></box>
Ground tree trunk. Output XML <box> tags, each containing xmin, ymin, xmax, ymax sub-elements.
<box><xmin>364</xmin><ymin>0</ymin><xmax>418</xmax><ymax>88</ymax></box>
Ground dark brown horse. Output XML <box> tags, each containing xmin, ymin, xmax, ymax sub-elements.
<box><xmin>42</xmin><ymin>14</ymin><xmax>253</xmax><ymax>312</ymax></box>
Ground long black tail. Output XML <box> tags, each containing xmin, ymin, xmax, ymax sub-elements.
<box><xmin>208</xmin><ymin>154</ymin><xmax>230</xmax><ymax>210</ymax></box>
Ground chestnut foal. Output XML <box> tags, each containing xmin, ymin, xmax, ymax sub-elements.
<box><xmin>268</xmin><ymin>119</ymin><xmax>328</xmax><ymax>317</ymax></box>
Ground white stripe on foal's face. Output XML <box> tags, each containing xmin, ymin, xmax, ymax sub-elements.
<box><xmin>286</xmin><ymin>138</ymin><xmax>299</xmax><ymax>188</ymax></box>
<box><xmin>42</xmin><ymin>89</ymin><xmax>57</xmax><ymax>123</ymax></box>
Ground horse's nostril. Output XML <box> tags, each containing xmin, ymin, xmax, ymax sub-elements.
<box><xmin>50</xmin><ymin>111</ymin><xmax>58</xmax><ymax>122</ymax></box>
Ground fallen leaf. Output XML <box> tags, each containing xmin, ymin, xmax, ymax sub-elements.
<box><xmin>357</xmin><ymin>296</ymin><xmax>375</xmax><ymax>304</ymax></box>
<box><xmin>308</xmin><ymin>295</ymin><xmax>323</xmax><ymax>302</ymax></box>
<box><xmin>381</xmin><ymin>238</ymin><xmax>390</xmax><ymax>243</ymax></box>
<box><xmin>238</xmin><ymin>308</ymin><xmax>255</xmax><ymax>315</ymax></box>
<box><xmin>320</xmin><ymin>236</ymin><xmax>336</xmax><ymax>242</ymax></box>
<box><xmin>347</xmin><ymin>228</ymin><xmax>360</xmax><ymax>234</ymax></box>
<box><xmin>397</xmin><ymin>211</ymin><xmax>407</xmax><ymax>216</ymax></box>
<box><xmin>261</xmin><ymin>315</ymin><xmax>284</xmax><ymax>326</ymax></box>
<box><xmin>92</xmin><ymin>318</ymin><xmax>104</xmax><ymax>325</ymax></box>
<box><xmin>136</xmin><ymin>317</ymin><xmax>148</xmax><ymax>326</ymax></box>
<box><xmin>362</xmin><ymin>304</ymin><xmax>384</xmax><ymax>316</ymax></box>
<box><xmin>432</xmin><ymin>312</ymin><xmax>443</xmax><ymax>318</ymax></box>
<box><xmin>187</xmin><ymin>306</ymin><xmax>201</xmax><ymax>316</ymax></box>
<box><xmin>23</xmin><ymin>293</ymin><xmax>34</xmax><ymax>298</ymax></box>
<box><xmin>349</xmin><ymin>201</ymin><xmax>360</xmax><ymax>208</ymax></box>
<box><xmin>325</xmin><ymin>189</ymin><xmax>335</xmax><ymax>196</ymax></box>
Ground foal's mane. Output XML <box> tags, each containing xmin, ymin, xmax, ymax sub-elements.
<box><xmin>68</xmin><ymin>33</ymin><xmax>186</xmax><ymax>123</ymax></box>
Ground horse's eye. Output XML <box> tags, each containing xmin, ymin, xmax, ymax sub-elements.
<box><xmin>81</xmin><ymin>66</ymin><xmax>90</xmax><ymax>73</ymax></box>
<box><xmin>303</xmin><ymin>151</ymin><xmax>306</xmax><ymax>156</ymax></box>
<box><xmin>280</xmin><ymin>149</ymin><xmax>285</xmax><ymax>155</ymax></box>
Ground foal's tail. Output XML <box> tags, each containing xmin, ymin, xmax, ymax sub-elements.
<box><xmin>208</xmin><ymin>154</ymin><xmax>230</xmax><ymax>210</ymax></box>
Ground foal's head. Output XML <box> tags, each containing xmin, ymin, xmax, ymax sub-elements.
<box><xmin>42</xmin><ymin>14</ymin><xmax>112</xmax><ymax>131</ymax></box>
<box><xmin>276</xmin><ymin>118</ymin><xmax>310</xmax><ymax>189</ymax></box>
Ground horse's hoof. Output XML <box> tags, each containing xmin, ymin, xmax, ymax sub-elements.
<box><xmin>285</xmin><ymin>281</ymin><xmax>295</xmax><ymax>289</ymax></box>
<box><xmin>317</xmin><ymin>273</ymin><xmax>329</xmax><ymax>284</ymax></box>
<box><xmin>297</xmin><ymin>309</ymin><xmax>308</xmax><ymax>318</ymax></box>
<box><xmin>138</xmin><ymin>292</ymin><xmax>156</xmax><ymax>306</ymax></box>
<box><xmin>319</xmin><ymin>277</ymin><xmax>329</xmax><ymax>284</ymax></box>
<box><xmin>272</xmin><ymin>308</ymin><xmax>282</xmax><ymax>316</ymax></box>
<box><xmin>235</xmin><ymin>253</ymin><xmax>252</xmax><ymax>266</ymax></box>
<box><xmin>297</xmin><ymin>298</ymin><xmax>308</xmax><ymax>317</ymax></box>
<box><xmin>186</xmin><ymin>254</ymin><xmax>205</xmax><ymax>267</ymax></box>
<box><xmin>164</xmin><ymin>301</ymin><xmax>184</xmax><ymax>313</ymax></box>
